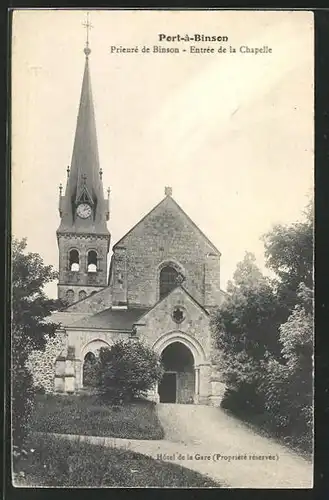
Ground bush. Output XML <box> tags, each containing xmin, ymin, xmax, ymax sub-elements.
<box><xmin>12</xmin><ymin>359</ymin><xmax>35</xmax><ymax>466</ymax></box>
<box><xmin>221</xmin><ymin>383</ymin><xmax>266</xmax><ymax>418</ymax></box>
<box><xmin>96</xmin><ymin>339</ymin><xmax>163</xmax><ymax>403</ymax></box>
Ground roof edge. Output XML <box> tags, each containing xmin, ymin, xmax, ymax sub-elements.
<box><xmin>113</xmin><ymin>195</ymin><xmax>220</xmax><ymax>255</ymax></box>
<box><xmin>135</xmin><ymin>285</ymin><xmax>209</xmax><ymax>324</ymax></box>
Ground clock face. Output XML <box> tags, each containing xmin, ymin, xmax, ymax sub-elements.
<box><xmin>76</xmin><ymin>203</ymin><xmax>92</xmax><ymax>219</ymax></box>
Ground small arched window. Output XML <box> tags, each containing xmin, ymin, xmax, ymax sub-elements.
<box><xmin>83</xmin><ymin>352</ymin><xmax>97</xmax><ymax>388</ymax></box>
<box><xmin>66</xmin><ymin>289</ymin><xmax>74</xmax><ymax>304</ymax></box>
<box><xmin>69</xmin><ymin>249</ymin><xmax>79</xmax><ymax>272</ymax></box>
<box><xmin>159</xmin><ymin>266</ymin><xmax>179</xmax><ymax>300</ymax></box>
<box><xmin>79</xmin><ymin>290</ymin><xmax>87</xmax><ymax>301</ymax></box>
<box><xmin>87</xmin><ymin>250</ymin><xmax>97</xmax><ymax>273</ymax></box>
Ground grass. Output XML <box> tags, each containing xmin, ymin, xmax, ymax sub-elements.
<box><xmin>14</xmin><ymin>434</ymin><xmax>221</xmax><ymax>488</ymax></box>
<box><xmin>221</xmin><ymin>406</ymin><xmax>313</xmax><ymax>459</ymax></box>
<box><xmin>31</xmin><ymin>392</ymin><xmax>164</xmax><ymax>440</ymax></box>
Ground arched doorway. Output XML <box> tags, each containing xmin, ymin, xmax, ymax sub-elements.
<box><xmin>80</xmin><ymin>339</ymin><xmax>112</xmax><ymax>389</ymax></box>
<box><xmin>159</xmin><ymin>342</ymin><xmax>195</xmax><ymax>404</ymax></box>
<box><xmin>82</xmin><ymin>351</ymin><xmax>98</xmax><ymax>388</ymax></box>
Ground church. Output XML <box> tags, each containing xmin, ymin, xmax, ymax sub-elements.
<box><xmin>29</xmin><ymin>38</ymin><xmax>227</xmax><ymax>406</ymax></box>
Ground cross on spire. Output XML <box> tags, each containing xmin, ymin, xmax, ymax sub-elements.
<box><xmin>82</xmin><ymin>12</ymin><xmax>93</xmax><ymax>56</ymax></box>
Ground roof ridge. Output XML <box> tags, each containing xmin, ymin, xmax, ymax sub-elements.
<box><xmin>113</xmin><ymin>195</ymin><xmax>220</xmax><ymax>255</ymax></box>
<box><xmin>134</xmin><ymin>285</ymin><xmax>209</xmax><ymax>324</ymax></box>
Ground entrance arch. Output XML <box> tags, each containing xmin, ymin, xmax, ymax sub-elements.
<box><xmin>159</xmin><ymin>342</ymin><xmax>195</xmax><ymax>403</ymax></box>
<box><xmin>80</xmin><ymin>338</ymin><xmax>112</xmax><ymax>388</ymax></box>
<box><xmin>82</xmin><ymin>351</ymin><xmax>97</xmax><ymax>388</ymax></box>
<box><xmin>153</xmin><ymin>331</ymin><xmax>207</xmax><ymax>404</ymax></box>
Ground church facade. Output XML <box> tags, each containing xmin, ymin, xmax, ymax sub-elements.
<box><xmin>29</xmin><ymin>42</ymin><xmax>227</xmax><ymax>406</ymax></box>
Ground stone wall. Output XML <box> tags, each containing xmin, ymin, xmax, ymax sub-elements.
<box><xmin>64</xmin><ymin>286</ymin><xmax>112</xmax><ymax>314</ymax></box>
<box><xmin>204</xmin><ymin>253</ymin><xmax>222</xmax><ymax>307</ymax></box>
<box><xmin>136</xmin><ymin>286</ymin><xmax>212</xmax><ymax>360</ymax></box>
<box><xmin>113</xmin><ymin>196</ymin><xmax>221</xmax><ymax>308</ymax></box>
<box><xmin>26</xmin><ymin>329</ymin><xmax>67</xmax><ymax>393</ymax></box>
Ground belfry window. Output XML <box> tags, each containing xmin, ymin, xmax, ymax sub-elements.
<box><xmin>69</xmin><ymin>249</ymin><xmax>80</xmax><ymax>271</ymax></box>
<box><xmin>87</xmin><ymin>250</ymin><xmax>98</xmax><ymax>273</ymax></box>
<box><xmin>159</xmin><ymin>266</ymin><xmax>180</xmax><ymax>300</ymax></box>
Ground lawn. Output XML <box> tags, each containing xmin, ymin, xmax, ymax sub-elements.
<box><xmin>14</xmin><ymin>434</ymin><xmax>221</xmax><ymax>488</ymax></box>
<box><xmin>31</xmin><ymin>392</ymin><xmax>164</xmax><ymax>440</ymax></box>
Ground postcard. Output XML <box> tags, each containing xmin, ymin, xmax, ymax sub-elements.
<box><xmin>11</xmin><ymin>9</ymin><xmax>313</xmax><ymax>488</ymax></box>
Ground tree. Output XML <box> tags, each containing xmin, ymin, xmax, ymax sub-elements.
<box><xmin>12</xmin><ymin>238</ymin><xmax>63</xmax><ymax>453</ymax></box>
<box><xmin>96</xmin><ymin>340</ymin><xmax>164</xmax><ymax>403</ymax></box>
<box><xmin>262</xmin><ymin>202</ymin><xmax>313</xmax><ymax>308</ymax></box>
<box><xmin>261</xmin><ymin>283</ymin><xmax>313</xmax><ymax>449</ymax></box>
<box><xmin>211</xmin><ymin>252</ymin><xmax>286</xmax><ymax>414</ymax></box>
<box><xmin>212</xmin><ymin>204</ymin><xmax>313</xmax><ymax>450</ymax></box>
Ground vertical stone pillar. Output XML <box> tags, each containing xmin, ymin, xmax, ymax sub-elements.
<box><xmin>209</xmin><ymin>366</ymin><xmax>226</xmax><ymax>406</ymax></box>
<box><xmin>112</xmin><ymin>246</ymin><xmax>128</xmax><ymax>306</ymax></box>
<box><xmin>64</xmin><ymin>358</ymin><xmax>75</xmax><ymax>393</ymax></box>
<box><xmin>64</xmin><ymin>346</ymin><xmax>76</xmax><ymax>393</ymax></box>
<box><xmin>198</xmin><ymin>364</ymin><xmax>211</xmax><ymax>405</ymax></box>
<box><xmin>54</xmin><ymin>356</ymin><xmax>66</xmax><ymax>392</ymax></box>
<box><xmin>146</xmin><ymin>382</ymin><xmax>160</xmax><ymax>403</ymax></box>
<box><xmin>204</xmin><ymin>253</ymin><xmax>221</xmax><ymax>307</ymax></box>
<box><xmin>75</xmin><ymin>359</ymin><xmax>82</xmax><ymax>391</ymax></box>
<box><xmin>194</xmin><ymin>367</ymin><xmax>200</xmax><ymax>403</ymax></box>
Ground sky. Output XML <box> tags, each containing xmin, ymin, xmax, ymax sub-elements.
<box><xmin>11</xmin><ymin>10</ymin><xmax>314</xmax><ymax>299</ymax></box>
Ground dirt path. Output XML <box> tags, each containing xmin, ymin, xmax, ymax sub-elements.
<box><xmin>50</xmin><ymin>402</ymin><xmax>312</xmax><ymax>488</ymax></box>
<box><xmin>155</xmin><ymin>403</ymin><xmax>313</xmax><ymax>488</ymax></box>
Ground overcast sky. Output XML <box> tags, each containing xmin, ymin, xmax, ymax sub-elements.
<box><xmin>12</xmin><ymin>10</ymin><xmax>314</xmax><ymax>299</ymax></box>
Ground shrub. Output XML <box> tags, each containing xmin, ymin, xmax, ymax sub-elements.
<box><xmin>11</xmin><ymin>358</ymin><xmax>35</xmax><ymax>467</ymax></box>
<box><xmin>11</xmin><ymin>238</ymin><xmax>62</xmax><ymax>458</ymax></box>
<box><xmin>96</xmin><ymin>339</ymin><xmax>163</xmax><ymax>403</ymax></box>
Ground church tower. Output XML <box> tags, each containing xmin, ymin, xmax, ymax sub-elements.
<box><xmin>56</xmin><ymin>30</ymin><xmax>110</xmax><ymax>304</ymax></box>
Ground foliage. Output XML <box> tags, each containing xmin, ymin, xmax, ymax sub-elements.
<box><xmin>262</xmin><ymin>202</ymin><xmax>313</xmax><ymax>308</ymax></box>
<box><xmin>14</xmin><ymin>434</ymin><xmax>221</xmax><ymax>488</ymax></box>
<box><xmin>212</xmin><ymin>252</ymin><xmax>285</xmax><ymax>388</ymax></box>
<box><xmin>12</xmin><ymin>238</ymin><xmax>63</xmax><ymax>453</ymax></box>
<box><xmin>260</xmin><ymin>283</ymin><xmax>313</xmax><ymax>450</ymax></box>
<box><xmin>31</xmin><ymin>393</ymin><xmax>164</xmax><ymax>440</ymax></box>
<box><xmin>96</xmin><ymin>340</ymin><xmax>164</xmax><ymax>403</ymax></box>
<box><xmin>212</xmin><ymin>203</ymin><xmax>313</xmax><ymax>452</ymax></box>
<box><xmin>12</xmin><ymin>238</ymin><xmax>63</xmax><ymax>358</ymax></box>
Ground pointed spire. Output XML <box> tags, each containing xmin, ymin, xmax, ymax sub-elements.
<box><xmin>82</xmin><ymin>12</ymin><xmax>93</xmax><ymax>57</ymax></box>
<box><xmin>70</xmin><ymin>51</ymin><xmax>102</xmax><ymax>206</ymax></box>
<box><xmin>57</xmin><ymin>15</ymin><xmax>109</xmax><ymax>236</ymax></box>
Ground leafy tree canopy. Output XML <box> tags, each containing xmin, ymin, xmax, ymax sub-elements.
<box><xmin>212</xmin><ymin>252</ymin><xmax>285</xmax><ymax>388</ymax></box>
<box><xmin>12</xmin><ymin>237</ymin><xmax>63</xmax><ymax>452</ymax></box>
<box><xmin>262</xmin><ymin>202</ymin><xmax>313</xmax><ymax>307</ymax></box>
<box><xmin>12</xmin><ymin>237</ymin><xmax>63</xmax><ymax>360</ymax></box>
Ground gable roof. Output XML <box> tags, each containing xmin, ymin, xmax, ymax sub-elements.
<box><xmin>113</xmin><ymin>194</ymin><xmax>221</xmax><ymax>256</ymax></box>
<box><xmin>69</xmin><ymin>307</ymin><xmax>150</xmax><ymax>331</ymax></box>
<box><xmin>135</xmin><ymin>285</ymin><xmax>209</xmax><ymax>325</ymax></box>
